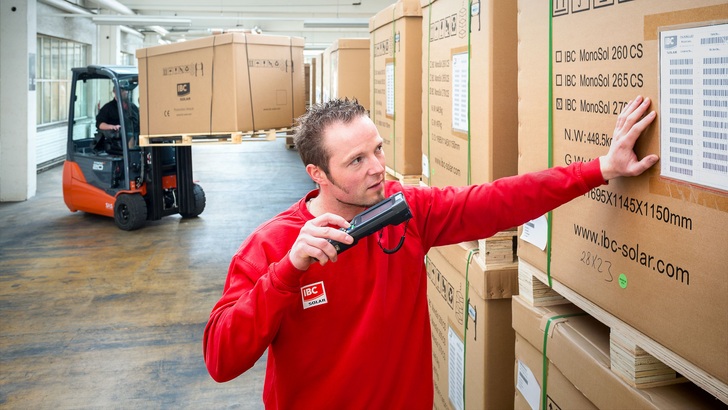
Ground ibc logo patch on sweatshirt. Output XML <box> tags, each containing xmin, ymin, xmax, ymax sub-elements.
<box><xmin>301</xmin><ymin>281</ymin><xmax>327</xmax><ymax>309</ymax></box>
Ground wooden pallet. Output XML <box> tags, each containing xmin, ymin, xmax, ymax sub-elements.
<box><xmin>477</xmin><ymin>228</ymin><xmax>517</xmax><ymax>269</ymax></box>
<box><xmin>285</xmin><ymin>136</ymin><xmax>296</xmax><ymax>150</ymax></box>
<box><xmin>139</xmin><ymin>128</ymin><xmax>293</xmax><ymax>147</ymax></box>
<box><xmin>517</xmin><ymin>262</ymin><xmax>567</xmax><ymax>307</ymax></box>
<box><xmin>610</xmin><ymin>328</ymin><xmax>685</xmax><ymax>388</ymax></box>
<box><xmin>518</xmin><ymin>258</ymin><xmax>727</xmax><ymax>403</ymax></box>
<box><xmin>385</xmin><ymin>166</ymin><xmax>421</xmax><ymax>186</ymax></box>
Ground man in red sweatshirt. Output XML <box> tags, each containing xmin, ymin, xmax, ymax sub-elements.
<box><xmin>203</xmin><ymin>96</ymin><xmax>658</xmax><ymax>409</ymax></box>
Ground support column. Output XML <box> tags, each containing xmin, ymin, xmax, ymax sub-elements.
<box><xmin>98</xmin><ymin>25</ymin><xmax>121</xmax><ymax>65</ymax></box>
<box><xmin>0</xmin><ymin>0</ymin><xmax>37</xmax><ymax>201</ymax></box>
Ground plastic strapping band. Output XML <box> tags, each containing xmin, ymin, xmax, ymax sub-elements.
<box><xmin>426</xmin><ymin>2</ymin><xmax>433</xmax><ymax>183</ymax></box>
<box><xmin>289</xmin><ymin>37</ymin><xmax>295</xmax><ymax>124</ymax></box>
<box><xmin>466</xmin><ymin>0</ymin><xmax>473</xmax><ymax>186</ymax></box>
<box><xmin>546</xmin><ymin>0</ymin><xmax>555</xmax><ymax>288</ymax></box>
<box><xmin>244</xmin><ymin>34</ymin><xmax>256</xmax><ymax>132</ymax></box>
<box><xmin>372</xmin><ymin>30</ymin><xmax>376</xmax><ymax>124</ymax></box>
<box><xmin>209</xmin><ymin>35</ymin><xmax>217</xmax><ymax>135</ymax></box>
<box><xmin>391</xmin><ymin>5</ymin><xmax>397</xmax><ymax>173</ymax></box>
<box><xmin>541</xmin><ymin>312</ymin><xmax>585</xmax><ymax>410</ymax></box>
<box><xmin>462</xmin><ymin>247</ymin><xmax>478</xmax><ymax>409</ymax></box>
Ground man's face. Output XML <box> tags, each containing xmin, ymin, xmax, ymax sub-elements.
<box><xmin>320</xmin><ymin>115</ymin><xmax>386</xmax><ymax>209</ymax></box>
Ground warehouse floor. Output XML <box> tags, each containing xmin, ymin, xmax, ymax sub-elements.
<box><xmin>0</xmin><ymin>138</ymin><xmax>315</xmax><ymax>408</ymax></box>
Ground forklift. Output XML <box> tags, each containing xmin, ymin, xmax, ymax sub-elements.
<box><xmin>63</xmin><ymin>65</ymin><xmax>205</xmax><ymax>230</ymax></box>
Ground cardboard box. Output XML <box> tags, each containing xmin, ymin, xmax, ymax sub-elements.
<box><xmin>136</xmin><ymin>33</ymin><xmax>305</xmax><ymax>136</ymax></box>
<box><xmin>246</xmin><ymin>35</ymin><xmax>306</xmax><ymax>131</ymax></box>
<box><xmin>370</xmin><ymin>0</ymin><xmax>423</xmax><ymax>177</ymax></box>
<box><xmin>322</xmin><ymin>47</ymin><xmax>332</xmax><ymax>103</ymax></box>
<box><xmin>312</xmin><ymin>53</ymin><xmax>323</xmax><ymax>105</ymax></box>
<box><xmin>420</xmin><ymin>0</ymin><xmax>519</xmax><ymax>187</ymax></box>
<box><xmin>309</xmin><ymin>55</ymin><xmax>317</xmax><ymax>105</ymax></box>
<box><xmin>305</xmin><ymin>62</ymin><xmax>311</xmax><ymax>107</ymax></box>
<box><xmin>426</xmin><ymin>242</ymin><xmax>518</xmax><ymax>410</ymax></box>
<box><xmin>514</xmin><ymin>334</ymin><xmax>597</xmax><ymax>410</ymax></box>
<box><xmin>511</xmin><ymin>295</ymin><xmax>723</xmax><ymax>409</ymax></box>
<box><xmin>516</xmin><ymin>0</ymin><xmax>728</xmax><ymax>384</ymax></box>
<box><xmin>324</xmin><ymin>38</ymin><xmax>371</xmax><ymax>110</ymax></box>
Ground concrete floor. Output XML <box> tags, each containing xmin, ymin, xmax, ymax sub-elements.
<box><xmin>0</xmin><ymin>139</ymin><xmax>314</xmax><ymax>409</ymax></box>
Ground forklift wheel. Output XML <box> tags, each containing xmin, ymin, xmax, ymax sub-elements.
<box><xmin>114</xmin><ymin>193</ymin><xmax>148</xmax><ymax>231</ymax></box>
<box><xmin>181</xmin><ymin>183</ymin><xmax>206</xmax><ymax>218</ymax></box>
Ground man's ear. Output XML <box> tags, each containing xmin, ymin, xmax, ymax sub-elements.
<box><xmin>306</xmin><ymin>164</ymin><xmax>327</xmax><ymax>186</ymax></box>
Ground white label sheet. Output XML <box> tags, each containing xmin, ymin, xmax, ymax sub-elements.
<box><xmin>452</xmin><ymin>52</ymin><xmax>469</xmax><ymax>133</ymax></box>
<box><xmin>516</xmin><ymin>360</ymin><xmax>541</xmax><ymax>410</ymax></box>
<box><xmin>447</xmin><ymin>327</ymin><xmax>465</xmax><ymax>410</ymax></box>
<box><xmin>386</xmin><ymin>62</ymin><xmax>395</xmax><ymax>116</ymax></box>
<box><xmin>660</xmin><ymin>23</ymin><xmax>728</xmax><ymax>191</ymax></box>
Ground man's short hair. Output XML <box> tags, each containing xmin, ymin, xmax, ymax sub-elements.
<box><xmin>293</xmin><ymin>98</ymin><xmax>368</xmax><ymax>175</ymax></box>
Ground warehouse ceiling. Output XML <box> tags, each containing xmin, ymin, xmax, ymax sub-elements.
<box><xmin>79</xmin><ymin>0</ymin><xmax>398</xmax><ymax>50</ymax></box>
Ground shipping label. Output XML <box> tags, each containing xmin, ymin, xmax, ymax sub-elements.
<box><xmin>659</xmin><ymin>23</ymin><xmax>728</xmax><ymax>192</ymax></box>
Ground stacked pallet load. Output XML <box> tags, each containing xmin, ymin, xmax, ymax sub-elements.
<box><xmin>426</xmin><ymin>241</ymin><xmax>519</xmax><ymax>410</ymax></box>
<box><xmin>512</xmin><ymin>295</ymin><xmax>723</xmax><ymax>409</ymax></box>
<box><xmin>419</xmin><ymin>0</ymin><xmax>518</xmax><ymax>189</ymax></box>
<box><xmin>136</xmin><ymin>33</ymin><xmax>306</xmax><ymax>146</ymax></box>
<box><xmin>369</xmin><ymin>0</ymin><xmax>423</xmax><ymax>184</ymax></box>
<box><xmin>516</xmin><ymin>0</ymin><xmax>728</xmax><ymax>406</ymax></box>
<box><xmin>420</xmin><ymin>4</ymin><xmax>518</xmax><ymax>368</ymax></box>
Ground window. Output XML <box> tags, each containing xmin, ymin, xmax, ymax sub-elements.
<box><xmin>121</xmin><ymin>52</ymin><xmax>135</xmax><ymax>66</ymax></box>
<box><xmin>36</xmin><ymin>35</ymin><xmax>88</xmax><ymax>126</ymax></box>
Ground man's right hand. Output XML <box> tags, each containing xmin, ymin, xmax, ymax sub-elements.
<box><xmin>289</xmin><ymin>214</ymin><xmax>354</xmax><ymax>271</ymax></box>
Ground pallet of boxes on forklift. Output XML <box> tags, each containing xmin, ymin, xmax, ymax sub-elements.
<box><xmin>136</xmin><ymin>33</ymin><xmax>305</xmax><ymax>145</ymax></box>
<box><xmin>420</xmin><ymin>0</ymin><xmax>519</xmax><ymax>188</ymax></box>
<box><xmin>370</xmin><ymin>0</ymin><xmax>423</xmax><ymax>179</ymax></box>
<box><xmin>322</xmin><ymin>38</ymin><xmax>371</xmax><ymax>110</ymax></box>
<box><xmin>517</xmin><ymin>0</ymin><xmax>728</xmax><ymax>401</ymax></box>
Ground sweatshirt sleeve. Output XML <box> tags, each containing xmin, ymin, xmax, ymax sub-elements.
<box><xmin>202</xmin><ymin>245</ymin><xmax>302</xmax><ymax>382</ymax></box>
<box><xmin>417</xmin><ymin>158</ymin><xmax>606</xmax><ymax>249</ymax></box>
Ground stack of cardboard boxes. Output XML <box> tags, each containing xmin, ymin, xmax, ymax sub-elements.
<box><xmin>512</xmin><ymin>295</ymin><xmax>721</xmax><ymax>409</ymax></box>
<box><xmin>516</xmin><ymin>0</ymin><xmax>728</xmax><ymax>408</ymax></box>
<box><xmin>369</xmin><ymin>0</ymin><xmax>423</xmax><ymax>179</ymax></box>
<box><xmin>426</xmin><ymin>242</ymin><xmax>519</xmax><ymax>410</ymax></box>
<box><xmin>419</xmin><ymin>0</ymin><xmax>518</xmax><ymax>188</ymax></box>
<box><xmin>417</xmin><ymin>1</ymin><xmax>521</xmax><ymax>408</ymax></box>
<box><xmin>362</xmin><ymin>0</ymin><xmax>727</xmax><ymax>408</ymax></box>
<box><xmin>370</xmin><ymin>0</ymin><xmax>728</xmax><ymax>408</ymax></box>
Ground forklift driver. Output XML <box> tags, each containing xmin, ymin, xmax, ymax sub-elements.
<box><xmin>96</xmin><ymin>87</ymin><xmax>140</xmax><ymax>150</ymax></box>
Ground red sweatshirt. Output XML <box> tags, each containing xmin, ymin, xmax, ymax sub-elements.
<box><xmin>203</xmin><ymin>159</ymin><xmax>606</xmax><ymax>409</ymax></box>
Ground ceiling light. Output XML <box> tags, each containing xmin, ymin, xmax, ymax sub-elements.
<box><xmin>303</xmin><ymin>19</ymin><xmax>369</xmax><ymax>29</ymax></box>
<box><xmin>91</xmin><ymin>15</ymin><xmax>192</xmax><ymax>26</ymax></box>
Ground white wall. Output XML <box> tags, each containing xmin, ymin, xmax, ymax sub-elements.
<box><xmin>0</xmin><ymin>0</ymin><xmax>37</xmax><ymax>201</ymax></box>
<box><xmin>0</xmin><ymin>1</ymin><xmax>147</xmax><ymax>201</ymax></box>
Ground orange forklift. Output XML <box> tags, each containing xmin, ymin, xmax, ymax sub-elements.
<box><xmin>63</xmin><ymin>65</ymin><xmax>205</xmax><ymax>230</ymax></box>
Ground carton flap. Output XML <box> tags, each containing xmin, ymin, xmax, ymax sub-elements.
<box><xmin>432</xmin><ymin>243</ymin><xmax>518</xmax><ymax>300</ymax></box>
<box><xmin>369</xmin><ymin>0</ymin><xmax>423</xmax><ymax>32</ymax></box>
